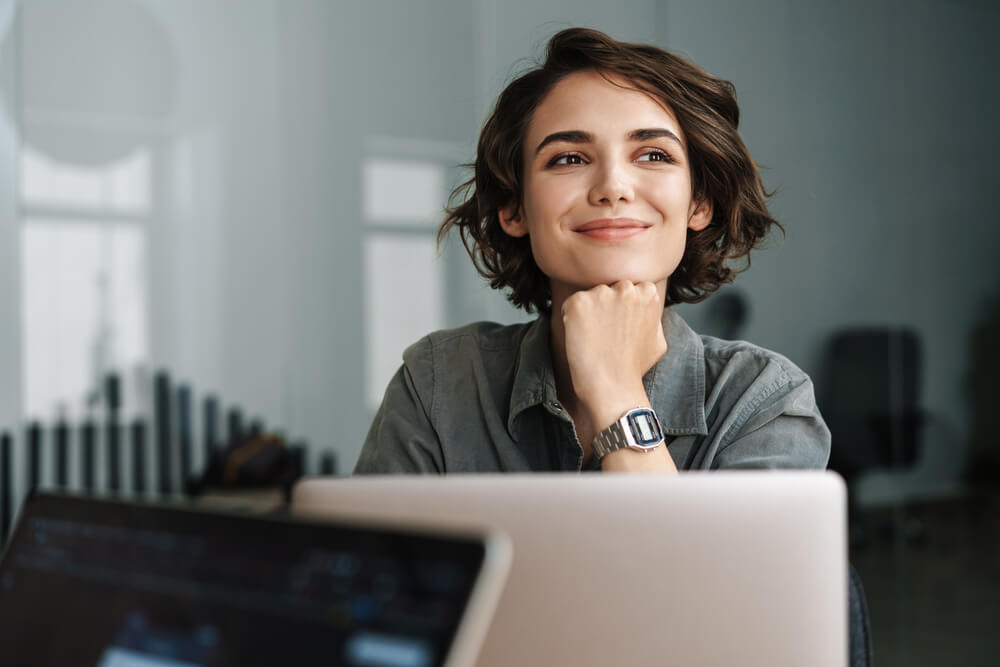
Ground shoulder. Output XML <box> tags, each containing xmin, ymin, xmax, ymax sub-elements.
<box><xmin>700</xmin><ymin>335</ymin><xmax>810</xmax><ymax>391</ymax></box>
<box><xmin>699</xmin><ymin>335</ymin><xmax>824</xmax><ymax>433</ymax></box>
<box><xmin>403</xmin><ymin>320</ymin><xmax>533</xmax><ymax>366</ymax></box>
<box><xmin>691</xmin><ymin>336</ymin><xmax>829</xmax><ymax>469</ymax></box>
<box><xmin>704</xmin><ymin>335</ymin><xmax>827</xmax><ymax>443</ymax></box>
<box><xmin>399</xmin><ymin>320</ymin><xmax>535</xmax><ymax>408</ymax></box>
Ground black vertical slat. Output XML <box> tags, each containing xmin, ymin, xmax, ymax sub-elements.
<box><xmin>1</xmin><ymin>432</ymin><xmax>12</xmax><ymax>543</ymax></box>
<box><xmin>289</xmin><ymin>444</ymin><xmax>306</xmax><ymax>479</ymax></box>
<box><xmin>80</xmin><ymin>420</ymin><xmax>96</xmax><ymax>493</ymax></box>
<box><xmin>319</xmin><ymin>450</ymin><xmax>337</xmax><ymax>476</ymax></box>
<box><xmin>203</xmin><ymin>395</ymin><xmax>218</xmax><ymax>469</ymax></box>
<box><xmin>131</xmin><ymin>418</ymin><xmax>146</xmax><ymax>495</ymax></box>
<box><xmin>227</xmin><ymin>407</ymin><xmax>243</xmax><ymax>447</ymax></box>
<box><xmin>177</xmin><ymin>385</ymin><xmax>192</xmax><ymax>491</ymax></box>
<box><xmin>106</xmin><ymin>420</ymin><xmax>120</xmax><ymax>495</ymax></box>
<box><xmin>154</xmin><ymin>371</ymin><xmax>173</xmax><ymax>496</ymax></box>
<box><xmin>282</xmin><ymin>444</ymin><xmax>307</xmax><ymax>504</ymax></box>
<box><xmin>105</xmin><ymin>372</ymin><xmax>121</xmax><ymax>411</ymax></box>
<box><xmin>54</xmin><ymin>419</ymin><xmax>69</xmax><ymax>489</ymax></box>
<box><xmin>106</xmin><ymin>373</ymin><xmax>121</xmax><ymax>495</ymax></box>
<box><xmin>27</xmin><ymin>421</ymin><xmax>42</xmax><ymax>496</ymax></box>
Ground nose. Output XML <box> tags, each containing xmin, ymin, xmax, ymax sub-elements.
<box><xmin>588</xmin><ymin>159</ymin><xmax>634</xmax><ymax>206</ymax></box>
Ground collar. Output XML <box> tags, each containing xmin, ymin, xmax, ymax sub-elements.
<box><xmin>506</xmin><ymin>308</ymin><xmax>709</xmax><ymax>441</ymax></box>
<box><xmin>507</xmin><ymin>314</ymin><xmax>559</xmax><ymax>440</ymax></box>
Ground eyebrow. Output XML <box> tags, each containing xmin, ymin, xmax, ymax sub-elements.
<box><xmin>534</xmin><ymin>127</ymin><xmax>683</xmax><ymax>155</ymax></box>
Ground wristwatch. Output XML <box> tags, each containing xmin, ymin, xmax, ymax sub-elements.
<box><xmin>591</xmin><ymin>407</ymin><xmax>665</xmax><ymax>461</ymax></box>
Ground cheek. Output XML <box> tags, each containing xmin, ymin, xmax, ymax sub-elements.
<box><xmin>526</xmin><ymin>231</ymin><xmax>557</xmax><ymax>276</ymax></box>
<box><xmin>523</xmin><ymin>177</ymin><xmax>576</xmax><ymax>224</ymax></box>
<box><xmin>521</xmin><ymin>184</ymin><xmax>570</xmax><ymax>271</ymax></box>
<box><xmin>645</xmin><ymin>174</ymin><xmax>693</xmax><ymax>213</ymax></box>
<box><xmin>665</xmin><ymin>227</ymin><xmax>691</xmax><ymax>272</ymax></box>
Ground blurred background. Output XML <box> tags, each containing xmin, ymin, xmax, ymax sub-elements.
<box><xmin>0</xmin><ymin>0</ymin><xmax>997</xmax><ymax>664</ymax></box>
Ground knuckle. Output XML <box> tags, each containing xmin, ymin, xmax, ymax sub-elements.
<box><xmin>592</xmin><ymin>285</ymin><xmax>611</xmax><ymax>303</ymax></box>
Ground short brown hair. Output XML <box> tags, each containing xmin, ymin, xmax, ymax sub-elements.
<box><xmin>439</xmin><ymin>27</ymin><xmax>781</xmax><ymax>313</ymax></box>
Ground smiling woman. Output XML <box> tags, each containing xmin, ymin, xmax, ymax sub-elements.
<box><xmin>355</xmin><ymin>27</ymin><xmax>828</xmax><ymax>476</ymax></box>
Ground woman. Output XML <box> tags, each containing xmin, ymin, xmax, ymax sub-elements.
<box><xmin>356</xmin><ymin>27</ymin><xmax>829</xmax><ymax>475</ymax></box>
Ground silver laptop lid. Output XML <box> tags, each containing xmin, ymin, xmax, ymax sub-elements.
<box><xmin>294</xmin><ymin>471</ymin><xmax>847</xmax><ymax>667</ymax></box>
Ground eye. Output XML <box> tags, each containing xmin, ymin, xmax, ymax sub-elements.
<box><xmin>636</xmin><ymin>149</ymin><xmax>675</xmax><ymax>164</ymax></box>
<box><xmin>547</xmin><ymin>153</ymin><xmax>587</xmax><ymax>167</ymax></box>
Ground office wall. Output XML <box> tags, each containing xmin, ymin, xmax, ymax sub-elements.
<box><xmin>0</xmin><ymin>0</ymin><xmax>20</xmax><ymax>449</ymax></box>
<box><xmin>665</xmin><ymin>0</ymin><xmax>999</xmax><ymax>499</ymax></box>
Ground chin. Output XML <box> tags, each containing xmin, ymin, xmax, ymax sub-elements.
<box><xmin>592</xmin><ymin>274</ymin><xmax>663</xmax><ymax>287</ymax></box>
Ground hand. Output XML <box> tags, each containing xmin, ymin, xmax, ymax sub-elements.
<box><xmin>561</xmin><ymin>280</ymin><xmax>667</xmax><ymax>430</ymax></box>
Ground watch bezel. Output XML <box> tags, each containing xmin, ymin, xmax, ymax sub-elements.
<box><xmin>623</xmin><ymin>408</ymin><xmax>664</xmax><ymax>449</ymax></box>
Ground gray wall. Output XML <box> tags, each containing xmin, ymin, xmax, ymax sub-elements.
<box><xmin>0</xmin><ymin>0</ymin><xmax>21</xmax><ymax>495</ymax></box>
<box><xmin>667</xmin><ymin>0</ymin><xmax>999</xmax><ymax>500</ymax></box>
<box><xmin>1</xmin><ymin>0</ymin><xmax>997</xmax><ymax>491</ymax></box>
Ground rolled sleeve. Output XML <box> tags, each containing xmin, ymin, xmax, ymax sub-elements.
<box><xmin>713</xmin><ymin>370</ymin><xmax>831</xmax><ymax>470</ymax></box>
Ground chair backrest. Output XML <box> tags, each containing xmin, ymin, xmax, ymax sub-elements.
<box><xmin>823</xmin><ymin>327</ymin><xmax>923</xmax><ymax>472</ymax></box>
<box><xmin>849</xmin><ymin>564</ymin><xmax>874</xmax><ymax>667</ymax></box>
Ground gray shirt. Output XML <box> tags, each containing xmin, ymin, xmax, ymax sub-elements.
<box><xmin>355</xmin><ymin>308</ymin><xmax>830</xmax><ymax>474</ymax></box>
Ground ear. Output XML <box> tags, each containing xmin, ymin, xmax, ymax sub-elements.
<box><xmin>499</xmin><ymin>203</ymin><xmax>529</xmax><ymax>238</ymax></box>
<box><xmin>687</xmin><ymin>198</ymin><xmax>713</xmax><ymax>232</ymax></box>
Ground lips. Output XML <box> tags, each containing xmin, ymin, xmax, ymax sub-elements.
<box><xmin>573</xmin><ymin>218</ymin><xmax>650</xmax><ymax>241</ymax></box>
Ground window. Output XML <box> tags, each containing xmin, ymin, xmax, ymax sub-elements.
<box><xmin>361</xmin><ymin>137</ymin><xmax>465</xmax><ymax>411</ymax></box>
<box><xmin>19</xmin><ymin>142</ymin><xmax>152</xmax><ymax>421</ymax></box>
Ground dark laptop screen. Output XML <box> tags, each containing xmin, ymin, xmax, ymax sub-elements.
<box><xmin>0</xmin><ymin>493</ymin><xmax>488</xmax><ymax>667</ymax></box>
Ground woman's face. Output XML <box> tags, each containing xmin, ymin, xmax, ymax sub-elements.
<box><xmin>500</xmin><ymin>70</ymin><xmax>711</xmax><ymax>306</ymax></box>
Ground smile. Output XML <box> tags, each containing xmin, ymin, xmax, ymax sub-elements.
<box><xmin>573</xmin><ymin>218</ymin><xmax>651</xmax><ymax>241</ymax></box>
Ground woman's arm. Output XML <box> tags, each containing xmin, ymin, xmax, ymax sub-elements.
<box><xmin>559</xmin><ymin>281</ymin><xmax>677</xmax><ymax>473</ymax></box>
<box><xmin>354</xmin><ymin>347</ymin><xmax>445</xmax><ymax>475</ymax></box>
<box><xmin>711</xmin><ymin>371</ymin><xmax>831</xmax><ymax>470</ymax></box>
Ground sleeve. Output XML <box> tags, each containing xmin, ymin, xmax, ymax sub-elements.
<box><xmin>712</xmin><ymin>365</ymin><xmax>831</xmax><ymax>470</ymax></box>
<box><xmin>353</xmin><ymin>337</ymin><xmax>446</xmax><ymax>474</ymax></box>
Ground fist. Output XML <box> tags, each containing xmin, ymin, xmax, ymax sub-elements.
<box><xmin>561</xmin><ymin>281</ymin><xmax>667</xmax><ymax>421</ymax></box>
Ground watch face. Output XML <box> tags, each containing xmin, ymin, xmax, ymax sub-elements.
<box><xmin>626</xmin><ymin>409</ymin><xmax>663</xmax><ymax>447</ymax></box>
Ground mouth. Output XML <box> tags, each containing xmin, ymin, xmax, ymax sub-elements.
<box><xmin>573</xmin><ymin>218</ymin><xmax>651</xmax><ymax>241</ymax></box>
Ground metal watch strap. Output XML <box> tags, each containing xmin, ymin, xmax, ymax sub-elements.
<box><xmin>592</xmin><ymin>419</ymin><xmax>632</xmax><ymax>460</ymax></box>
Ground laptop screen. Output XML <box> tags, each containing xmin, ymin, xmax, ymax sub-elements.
<box><xmin>0</xmin><ymin>493</ymin><xmax>492</xmax><ymax>667</ymax></box>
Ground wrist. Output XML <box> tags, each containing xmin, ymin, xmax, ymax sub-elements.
<box><xmin>582</xmin><ymin>383</ymin><xmax>650</xmax><ymax>433</ymax></box>
<box><xmin>601</xmin><ymin>444</ymin><xmax>677</xmax><ymax>473</ymax></box>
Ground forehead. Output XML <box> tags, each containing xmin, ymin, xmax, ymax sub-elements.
<box><xmin>526</xmin><ymin>70</ymin><xmax>684</xmax><ymax>145</ymax></box>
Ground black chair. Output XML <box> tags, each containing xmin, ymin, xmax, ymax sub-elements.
<box><xmin>822</xmin><ymin>328</ymin><xmax>926</xmax><ymax>538</ymax></box>
<box><xmin>823</xmin><ymin>328</ymin><xmax>924</xmax><ymax>480</ymax></box>
<box><xmin>849</xmin><ymin>563</ymin><xmax>874</xmax><ymax>667</ymax></box>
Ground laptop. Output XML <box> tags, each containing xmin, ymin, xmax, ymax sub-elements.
<box><xmin>294</xmin><ymin>472</ymin><xmax>847</xmax><ymax>667</ymax></box>
<box><xmin>0</xmin><ymin>492</ymin><xmax>511</xmax><ymax>667</ymax></box>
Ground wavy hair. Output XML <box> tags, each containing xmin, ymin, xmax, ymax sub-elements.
<box><xmin>439</xmin><ymin>27</ymin><xmax>781</xmax><ymax>313</ymax></box>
